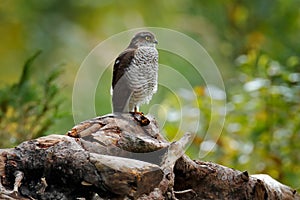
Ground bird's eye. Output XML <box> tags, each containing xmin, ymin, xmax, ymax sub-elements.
<box><xmin>145</xmin><ymin>36</ymin><xmax>150</xmax><ymax>41</ymax></box>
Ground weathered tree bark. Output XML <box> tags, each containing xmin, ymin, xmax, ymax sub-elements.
<box><xmin>0</xmin><ymin>113</ymin><xmax>299</xmax><ymax>200</ymax></box>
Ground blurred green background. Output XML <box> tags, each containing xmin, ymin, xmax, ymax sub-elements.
<box><xmin>1</xmin><ymin>0</ymin><xmax>300</xmax><ymax>191</ymax></box>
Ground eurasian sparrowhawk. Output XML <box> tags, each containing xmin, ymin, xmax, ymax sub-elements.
<box><xmin>112</xmin><ymin>31</ymin><xmax>158</xmax><ymax>113</ymax></box>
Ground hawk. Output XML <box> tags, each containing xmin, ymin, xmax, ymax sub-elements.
<box><xmin>112</xmin><ymin>31</ymin><xmax>158</xmax><ymax>114</ymax></box>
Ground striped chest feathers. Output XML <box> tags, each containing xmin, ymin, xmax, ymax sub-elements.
<box><xmin>125</xmin><ymin>46</ymin><xmax>158</xmax><ymax>87</ymax></box>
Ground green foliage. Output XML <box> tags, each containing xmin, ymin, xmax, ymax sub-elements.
<box><xmin>0</xmin><ymin>52</ymin><xmax>64</xmax><ymax>148</ymax></box>
<box><xmin>185</xmin><ymin>50</ymin><xmax>300</xmax><ymax>188</ymax></box>
<box><xmin>223</xmin><ymin>51</ymin><xmax>300</xmax><ymax>187</ymax></box>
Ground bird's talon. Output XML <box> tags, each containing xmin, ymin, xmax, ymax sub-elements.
<box><xmin>140</xmin><ymin>115</ymin><xmax>150</xmax><ymax>126</ymax></box>
<box><xmin>130</xmin><ymin>112</ymin><xmax>150</xmax><ymax>126</ymax></box>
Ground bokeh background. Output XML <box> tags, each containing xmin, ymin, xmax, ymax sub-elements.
<box><xmin>1</xmin><ymin>0</ymin><xmax>300</xmax><ymax>191</ymax></box>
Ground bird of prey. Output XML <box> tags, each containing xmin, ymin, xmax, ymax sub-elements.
<box><xmin>111</xmin><ymin>31</ymin><xmax>158</xmax><ymax>115</ymax></box>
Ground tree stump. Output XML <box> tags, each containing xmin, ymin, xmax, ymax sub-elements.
<box><xmin>0</xmin><ymin>113</ymin><xmax>299</xmax><ymax>199</ymax></box>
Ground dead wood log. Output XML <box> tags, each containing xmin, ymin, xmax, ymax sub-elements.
<box><xmin>0</xmin><ymin>113</ymin><xmax>299</xmax><ymax>200</ymax></box>
<box><xmin>174</xmin><ymin>155</ymin><xmax>299</xmax><ymax>200</ymax></box>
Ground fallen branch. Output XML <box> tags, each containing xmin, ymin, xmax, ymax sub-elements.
<box><xmin>0</xmin><ymin>114</ymin><xmax>299</xmax><ymax>199</ymax></box>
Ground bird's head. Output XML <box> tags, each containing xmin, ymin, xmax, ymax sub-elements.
<box><xmin>128</xmin><ymin>31</ymin><xmax>158</xmax><ymax>48</ymax></box>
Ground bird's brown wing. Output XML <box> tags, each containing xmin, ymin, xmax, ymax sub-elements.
<box><xmin>112</xmin><ymin>48</ymin><xmax>135</xmax><ymax>88</ymax></box>
<box><xmin>112</xmin><ymin>48</ymin><xmax>135</xmax><ymax>112</ymax></box>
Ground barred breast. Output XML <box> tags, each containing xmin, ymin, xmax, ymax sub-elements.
<box><xmin>125</xmin><ymin>46</ymin><xmax>158</xmax><ymax>111</ymax></box>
